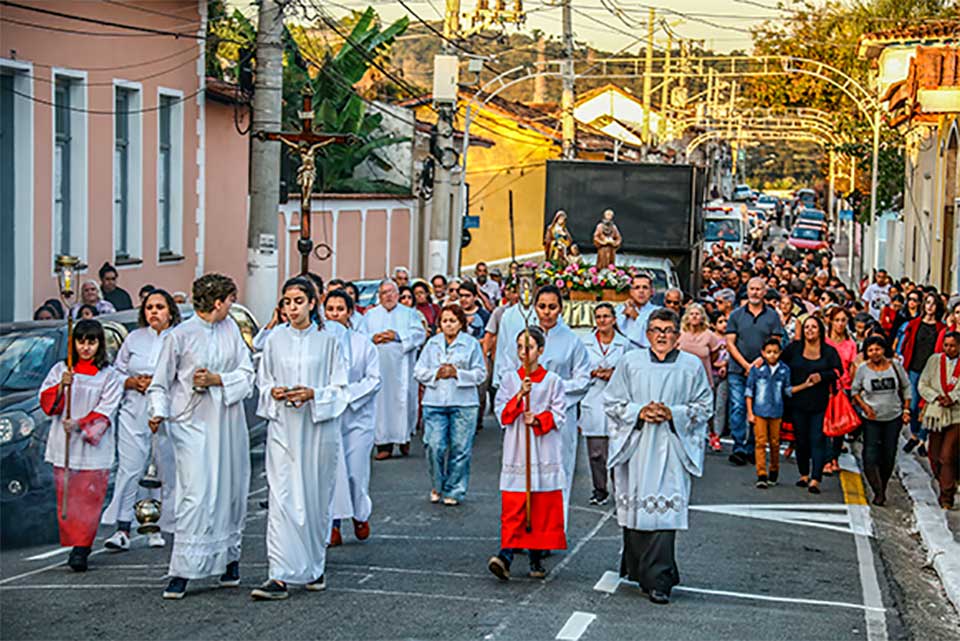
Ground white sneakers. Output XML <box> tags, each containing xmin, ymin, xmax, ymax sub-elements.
<box><xmin>104</xmin><ymin>530</ymin><xmax>166</xmax><ymax>550</ymax></box>
<box><xmin>104</xmin><ymin>531</ymin><xmax>130</xmax><ymax>551</ymax></box>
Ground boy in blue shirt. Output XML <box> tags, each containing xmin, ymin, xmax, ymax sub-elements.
<box><xmin>746</xmin><ymin>338</ymin><xmax>792</xmax><ymax>488</ymax></box>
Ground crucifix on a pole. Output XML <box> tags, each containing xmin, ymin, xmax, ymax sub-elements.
<box><xmin>255</xmin><ymin>85</ymin><xmax>353</xmax><ymax>275</ymax></box>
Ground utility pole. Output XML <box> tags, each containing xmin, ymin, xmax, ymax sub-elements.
<box><xmin>247</xmin><ymin>0</ymin><xmax>287</xmax><ymax>323</ymax></box>
<box><xmin>658</xmin><ymin>32</ymin><xmax>672</xmax><ymax>142</ymax></box>
<box><xmin>641</xmin><ymin>7</ymin><xmax>654</xmax><ymax>145</ymax></box>
<box><xmin>560</xmin><ymin>0</ymin><xmax>576</xmax><ymax>158</ymax></box>
<box><xmin>429</xmin><ymin>0</ymin><xmax>462</xmax><ymax>277</ymax></box>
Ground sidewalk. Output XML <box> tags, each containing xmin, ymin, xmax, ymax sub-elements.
<box><xmin>833</xmin><ymin>234</ymin><xmax>960</xmax><ymax>615</ymax></box>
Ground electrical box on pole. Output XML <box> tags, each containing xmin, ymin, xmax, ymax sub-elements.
<box><xmin>433</xmin><ymin>55</ymin><xmax>460</xmax><ymax>105</ymax></box>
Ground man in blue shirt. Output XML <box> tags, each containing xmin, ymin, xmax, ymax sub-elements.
<box><xmin>745</xmin><ymin>338</ymin><xmax>792</xmax><ymax>488</ymax></box>
<box><xmin>725</xmin><ymin>277</ymin><xmax>784</xmax><ymax>466</ymax></box>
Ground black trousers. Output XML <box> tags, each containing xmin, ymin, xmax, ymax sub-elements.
<box><xmin>861</xmin><ymin>418</ymin><xmax>900</xmax><ymax>498</ymax></box>
<box><xmin>792</xmin><ymin>408</ymin><xmax>827</xmax><ymax>482</ymax></box>
<box><xmin>620</xmin><ymin>529</ymin><xmax>679</xmax><ymax>594</ymax></box>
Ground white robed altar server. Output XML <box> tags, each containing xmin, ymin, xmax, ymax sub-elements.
<box><xmin>325</xmin><ymin>290</ymin><xmax>381</xmax><ymax>544</ymax></box>
<box><xmin>360</xmin><ymin>280</ymin><xmax>426</xmax><ymax>458</ymax></box>
<box><xmin>250</xmin><ymin>279</ymin><xmax>349</xmax><ymax>600</ymax></box>
<box><xmin>491</xmin><ymin>301</ymin><xmax>534</xmax><ymax>389</ymax></box>
<box><xmin>603</xmin><ymin>308</ymin><xmax>713</xmax><ymax>604</ymax></box>
<box><xmin>147</xmin><ymin>274</ymin><xmax>254</xmax><ymax>600</ymax></box>
<box><xmin>101</xmin><ymin>291</ymin><xmax>182</xmax><ymax>547</ymax></box>
<box><xmin>496</xmin><ymin>287</ymin><xmax>590</xmax><ymax>524</ymax></box>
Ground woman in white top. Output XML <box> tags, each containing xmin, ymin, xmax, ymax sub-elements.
<box><xmin>580</xmin><ymin>303</ymin><xmax>631</xmax><ymax>506</ymax></box>
<box><xmin>101</xmin><ymin>289</ymin><xmax>181</xmax><ymax>550</ymax></box>
<box><xmin>324</xmin><ymin>290</ymin><xmax>382</xmax><ymax>546</ymax></box>
<box><xmin>414</xmin><ymin>305</ymin><xmax>487</xmax><ymax>505</ymax></box>
<box><xmin>39</xmin><ymin>319</ymin><xmax>123</xmax><ymax>572</ymax></box>
<box><xmin>251</xmin><ymin>276</ymin><xmax>349</xmax><ymax>601</ymax></box>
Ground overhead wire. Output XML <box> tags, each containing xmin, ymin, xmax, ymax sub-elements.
<box><xmin>9</xmin><ymin>86</ymin><xmax>205</xmax><ymax>115</ymax></box>
<box><xmin>0</xmin><ymin>0</ymin><xmax>205</xmax><ymax>39</ymax></box>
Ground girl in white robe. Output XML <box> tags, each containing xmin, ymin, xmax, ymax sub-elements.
<box><xmin>147</xmin><ymin>273</ymin><xmax>255</xmax><ymax>600</ymax></box>
<box><xmin>39</xmin><ymin>319</ymin><xmax>123</xmax><ymax>572</ymax></box>
<box><xmin>325</xmin><ymin>290</ymin><xmax>381</xmax><ymax>546</ymax></box>
<box><xmin>250</xmin><ymin>277</ymin><xmax>349</xmax><ymax>600</ymax></box>
<box><xmin>101</xmin><ymin>289</ymin><xmax>181</xmax><ymax>549</ymax></box>
<box><xmin>581</xmin><ymin>302</ymin><xmax>632</xmax><ymax>506</ymax></box>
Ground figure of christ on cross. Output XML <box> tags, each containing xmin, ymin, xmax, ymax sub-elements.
<box><xmin>255</xmin><ymin>86</ymin><xmax>353</xmax><ymax>274</ymax></box>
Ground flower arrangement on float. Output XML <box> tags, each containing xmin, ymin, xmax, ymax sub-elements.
<box><xmin>530</xmin><ymin>260</ymin><xmax>635</xmax><ymax>301</ymax></box>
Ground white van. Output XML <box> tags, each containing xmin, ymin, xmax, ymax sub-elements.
<box><xmin>703</xmin><ymin>211</ymin><xmax>748</xmax><ymax>255</ymax></box>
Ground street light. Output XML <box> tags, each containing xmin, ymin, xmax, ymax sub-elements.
<box><xmin>53</xmin><ymin>254</ymin><xmax>81</xmax><ymax>520</ymax></box>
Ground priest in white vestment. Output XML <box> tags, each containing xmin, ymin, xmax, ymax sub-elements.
<box><xmin>604</xmin><ymin>307</ymin><xmax>713</xmax><ymax>604</ymax></box>
<box><xmin>360</xmin><ymin>280</ymin><xmax>426</xmax><ymax>459</ymax></box>
<box><xmin>147</xmin><ymin>274</ymin><xmax>254</xmax><ymax>600</ymax></box>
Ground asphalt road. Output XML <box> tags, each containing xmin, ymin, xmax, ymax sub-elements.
<box><xmin>1</xmin><ymin>406</ymin><xmax>950</xmax><ymax>641</ymax></box>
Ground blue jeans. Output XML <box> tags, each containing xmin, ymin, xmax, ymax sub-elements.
<box><xmin>728</xmin><ymin>373</ymin><xmax>753</xmax><ymax>455</ymax></box>
<box><xmin>422</xmin><ymin>405</ymin><xmax>479</xmax><ymax>501</ymax></box>
<box><xmin>907</xmin><ymin>370</ymin><xmax>927</xmax><ymax>442</ymax></box>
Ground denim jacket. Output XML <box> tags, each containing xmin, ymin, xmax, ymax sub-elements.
<box><xmin>745</xmin><ymin>362</ymin><xmax>792</xmax><ymax>419</ymax></box>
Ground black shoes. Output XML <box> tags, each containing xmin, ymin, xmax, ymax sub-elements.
<box><xmin>589</xmin><ymin>490</ymin><xmax>609</xmax><ymax>506</ymax></box>
<box><xmin>305</xmin><ymin>575</ymin><xmax>327</xmax><ymax>592</ymax></box>
<box><xmin>649</xmin><ymin>589</ymin><xmax>670</xmax><ymax>604</ymax></box>
<box><xmin>163</xmin><ymin>577</ymin><xmax>188</xmax><ymax>600</ymax></box>
<box><xmin>756</xmin><ymin>475</ymin><xmax>768</xmax><ymax>489</ymax></box>
<box><xmin>529</xmin><ymin>559</ymin><xmax>547</xmax><ymax>579</ymax></box>
<box><xmin>917</xmin><ymin>443</ymin><xmax>928</xmax><ymax>457</ymax></box>
<box><xmin>903</xmin><ymin>438</ymin><xmax>920</xmax><ymax>454</ymax></box>
<box><xmin>728</xmin><ymin>452</ymin><xmax>748</xmax><ymax>466</ymax></box>
<box><xmin>487</xmin><ymin>555</ymin><xmax>511</xmax><ymax>581</ymax></box>
<box><xmin>808</xmin><ymin>484</ymin><xmax>821</xmax><ymax>495</ymax></box>
<box><xmin>768</xmin><ymin>471</ymin><xmax>779</xmax><ymax>485</ymax></box>
<box><xmin>219</xmin><ymin>561</ymin><xmax>241</xmax><ymax>587</ymax></box>
<box><xmin>251</xmin><ymin>579</ymin><xmax>288</xmax><ymax>601</ymax></box>
<box><xmin>67</xmin><ymin>546</ymin><xmax>90</xmax><ymax>572</ymax></box>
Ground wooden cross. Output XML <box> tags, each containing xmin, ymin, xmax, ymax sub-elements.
<box><xmin>255</xmin><ymin>85</ymin><xmax>353</xmax><ymax>275</ymax></box>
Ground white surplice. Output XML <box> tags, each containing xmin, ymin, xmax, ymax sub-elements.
<box><xmin>41</xmin><ymin>363</ymin><xmax>123</xmax><ymax>470</ymax></box>
<box><xmin>331</xmin><ymin>327</ymin><xmax>381</xmax><ymax>522</ymax></box>
<box><xmin>147</xmin><ymin>315</ymin><xmax>254</xmax><ymax>580</ymax></box>
<box><xmin>257</xmin><ymin>324</ymin><xmax>348</xmax><ymax>583</ymax></box>
<box><xmin>101</xmin><ymin>326</ymin><xmax>178</xmax><ymax>532</ymax></box>
<box><xmin>603</xmin><ymin>349</ymin><xmax>713</xmax><ymax>531</ymax></box>
<box><xmin>359</xmin><ymin>304</ymin><xmax>426</xmax><ymax>445</ymax></box>
<box><xmin>580</xmin><ymin>331</ymin><xmax>633</xmax><ymax>437</ymax></box>
<box><xmin>615</xmin><ymin>301</ymin><xmax>660</xmax><ymax>349</ymax></box>
<box><xmin>495</xmin><ymin>369</ymin><xmax>567</xmax><ymax>492</ymax></box>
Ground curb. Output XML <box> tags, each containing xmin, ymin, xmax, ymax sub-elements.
<box><xmin>895</xmin><ymin>437</ymin><xmax>960</xmax><ymax>615</ymax></box>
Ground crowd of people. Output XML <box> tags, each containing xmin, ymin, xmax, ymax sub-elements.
<box><xmin>34</xmin><ymin>228</ymin><xmax>959</xmax><ymax>607</ymax></box>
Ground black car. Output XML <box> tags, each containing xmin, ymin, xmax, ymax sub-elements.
<box><xmin>0</xmin><ymin>305</ymin><xmax>264</xmax><ymax>547</ymax></box>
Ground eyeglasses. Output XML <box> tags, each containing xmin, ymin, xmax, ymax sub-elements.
<box><xmin>647</xmin><ymin>327</ymin><xmax>678</xmax><ymax>336</ymax></box>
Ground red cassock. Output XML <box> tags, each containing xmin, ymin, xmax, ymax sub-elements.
<box><xmin>498</xmin><ymin>367</ymin><xmax>567</xmax><ymax>551</ymax></box>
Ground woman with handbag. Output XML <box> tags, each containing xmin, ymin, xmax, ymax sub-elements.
<box><xmin>824</xmin><ymin>307</ymin><xmax>858</xmax><ymax>475</ymax></box>
<box><xmin>851</xmin><ymin>336</ymin><xmax>911</xmax><ymax>506</ymax></box>
<box><xmin>781</xmin><ymin>316</ymin><xmax>842</xmax><ymax>494</ymax></box>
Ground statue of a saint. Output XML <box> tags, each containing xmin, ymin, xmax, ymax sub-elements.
<box><xmin>543</xmin><ymin>210</ymin><xmax>573</xmax><ymax>265</ymax></box>
<box><xmin>592</xmin><ymin>209</ymin><xmax>622</xmax><ymax>270</ymax></box>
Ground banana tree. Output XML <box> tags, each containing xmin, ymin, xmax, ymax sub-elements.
<box><xmin>284</xmin><ymin>8</ymin><xmax>412</xmax><ymax>194</ymax></box>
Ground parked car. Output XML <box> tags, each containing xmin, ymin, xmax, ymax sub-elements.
<box><xmin>732</xmin><ymin>184</ymin><xmax>754</xmax><ymax>202</ymax></box>
<box><xmin>783</xmin><ymin>225</ymin><xmax>831</xmax><ymax>263</ymax></box>
<box><xmin>0</xmin><ymin>304</ymin><xmax>263</xmax><ymax>548</ymax></box>
<box><xmin>792</xmin><ymin>188</ymin><xmax>818</xmax><ymax>212</ymax></box>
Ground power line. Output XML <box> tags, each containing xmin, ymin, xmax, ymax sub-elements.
<box><xmin>100</xmin><ymin>0</ymin><xmax>205</xmax><ymax>29</ymax></box>
<box><xmin>0</xmin><ymin>0</ymin><xmax>204</xmax><ymax>39</ymax></box>
<box><xmin>1</xmin><ymin>16</ymin><xmax>159</xmax><ymax>38</ymax></box>
<box><xmin>26</xmin><ymin>44</ymin><xmax>200</xmax><ymax>71</ymax></box>
<box><xmin>20</xmin><ymin>51</ymin><xmax>204</xmax><ymax>87</ymax></box>
<box><xmin>10</xmin><ymin>86</ymin><xmax>205</xmax><ymax>115</ymax></box>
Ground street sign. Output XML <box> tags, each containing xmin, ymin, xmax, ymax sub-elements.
<box><xmin>463</xmin><ymin>215</ymin><xmax>480</xmax><ymax>229</ymax></box>
<box><xmin>839</xmin><ymin>209</ymin><xmax>853</xmax><ymax>221</ymax></box>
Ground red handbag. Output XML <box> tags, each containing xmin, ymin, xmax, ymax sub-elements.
<box><xmin>824</xmin><ymin>390</ymin><xmax>862</xmax><ymax>437</ymax></box>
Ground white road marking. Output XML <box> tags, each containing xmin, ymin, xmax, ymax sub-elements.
<box><xmin>844</xmin><ymin>457</ymin><xmax>888</xmax><ymax>641</ymax></box>
<box><xmin>691</xmin><ymin>503</ymin><xmax>871</xmax><ymax>537</ymax></box>
<box><xmin>357</xmin><ymin>573</ymin><xmax>374</xmax><ymax>584</ymax></box>
<box><xmin>555</xmin><ymin>611</ymin><xmax>597</xmax><ymax>641</ymax></box>
<box><xmin>331</xmin><ymin>586</ymin><xmax>505</xmax><ymax>604</ymax></box>
<box><xmin>593</xmin><ymin>571</ymin><xmax>886</xmax><ymax>612</ymax></box>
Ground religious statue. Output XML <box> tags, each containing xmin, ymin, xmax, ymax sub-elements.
<box><xmin>280</xmin><ymin>138</ymin><xmax>336</xmax><ymax>204</ymax></box>
<box><xmin>592</xmin><ymin>208</ymin><xmax>623</xmax><ymax>270</ymax></box>
<box><xmin>543</xmin><ymin>210</ymin><xmax>573</xmax><ymax>265</ymax></box>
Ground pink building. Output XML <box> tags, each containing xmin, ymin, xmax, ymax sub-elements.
<box><xmin>0</xmin><ymin>1</ymin><xmax>249</xmax><ymax>321</ymax></box>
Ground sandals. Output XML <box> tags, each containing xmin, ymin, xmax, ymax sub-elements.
<box><xmin>430</xmin><ymin>490</ymin><xmax>441</xmax><ymax>504</ymax></box>
<box><xmin>442</xmin><ymin>497</ymin><xmax>460</xmax><ymax>506</ymax></box>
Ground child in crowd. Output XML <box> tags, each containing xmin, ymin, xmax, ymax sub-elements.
<box><xmin>709</xmin><ymin>314</ymin><xmax>730</xmax><ymax>451</ymax></box>
<box><xmin>745</xmin><ymin>337</ymin><xmax>792</xmax><ymax>488</ymax></box>
<box><xmin>488</xmin><ymin>327</ymin><xmax>567</xmax><ymax>581</ymax></box>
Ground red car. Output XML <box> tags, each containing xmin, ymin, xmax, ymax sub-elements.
<box><xmin>787</xmin><ymin>225</ymin><xmax>829</xmax><ymax>251</ymax></box>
